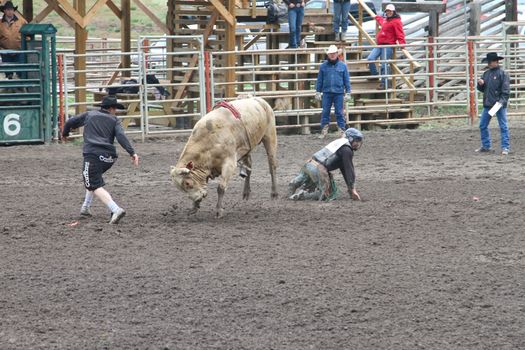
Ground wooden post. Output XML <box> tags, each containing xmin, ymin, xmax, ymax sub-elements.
<box><xmin>358</xmin><ymin>3</ymin><xmax>363</xmax><ymax>48</ymax></box>
<box><xmin>505</xmin><ymin>0</ymin><xmax>518</xmax><ymax>35</ymax></box>
<box><xmin>121</xmin><ymin>0</ymin><xmax>131</xmax><ymax>77</ymax></box>
<box><xmin>298</xmin><ymin>51</ymin><xmax>309</xmax><ymax>135</ymax></box>
<box><xmin>225</xmin><ymin>0</ymin><xmax>236</xmax><ymax>98</ymax></box>
<box><xmin>468</xmin><ymin>1</ymin><xmax>481</xmax><ymax>36</ymax></box>
<box><xmin>74</xmin><ymin>0</ymin><xmax>87</xmax><ymax>113</ymax></box>
<box><xmin>22</xmin><ymin>0</ymin><xmax>32</xmax><ymax>21</ymax></box>
<box><xmin>166</xmin><ymin>0</ymin><xmax>175</xmax><ymax>87</ymax></box>
<box><xmin>428</xmin><ymin>36</ymin><xmax>434</xmax><ymax>112</ymax></box>
<box><xmin>428</xmin><ymin>9</ymin><xmax>439</xmax><ymax>37</ymax></box>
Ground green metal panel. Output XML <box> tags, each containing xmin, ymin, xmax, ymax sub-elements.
<box><xmin>0</xmin><ymin>24</ymin><xmax>57</xmax><ymax>144</ymax></box>
<box><xmin>19</xmin><ymin>23</ymin><xmax>57</xmax><ymax>35</ymax></box>
<box><xmin>0</xmin><ymin>107</ymin><xmax>43</xmax><ymax>143</ymax></box>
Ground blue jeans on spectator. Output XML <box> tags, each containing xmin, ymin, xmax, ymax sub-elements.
<box><xmin>333</xmin><ymin>1</ymin><xmax>351</xmax><ymax>33</ymax></box>
<box><xmin>321</xmin><ymin>92</ymin><xmax>345</xmax><ymax>129</ymax></box>
<box><xmin>367</xmin><ymin>47</ymin><xmax>393</xmax><ymax>85</ymax></box>
<box><xmin>288</xmin><ymin>6</ymin><xmax>304</xmax><ymax>48</ymax></box>
<box><xmin>479</xmin><ymin>106</ymin><xmax>510</xmax><ymax>151</ymax></box>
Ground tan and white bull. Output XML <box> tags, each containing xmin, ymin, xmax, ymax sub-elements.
<box><xmin>170</xmin><ymin>97</ymin><xmax>278</xmax><ymax>218</ymax></box>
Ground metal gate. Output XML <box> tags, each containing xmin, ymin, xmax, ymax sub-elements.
<box><xmin>137</xmin><ymin>35</ymin><xmax>206</xmax><ymax>135</ymax></box>
<box><xmin>62</xmin><ymin>35</ymin><xmax>206</xmax><ymax>139</ymax></box>
<box><xmin>0</xmin><ymin>50</ymin><xmax>44</xmax><ymax>145</ymax></box>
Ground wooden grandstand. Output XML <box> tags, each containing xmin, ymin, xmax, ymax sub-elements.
<box><xmin>19</xmin><ymin>0</ymin><xmax>521</xmax><ymax>129</ymax></box>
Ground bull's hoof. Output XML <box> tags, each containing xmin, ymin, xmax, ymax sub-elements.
<box><xmin>271</xmin><ymin>192</ymin><xmax>279</xmax><ymax>199</ymax></box>
<box><xmin>242</xmin><ymin>192</ymin><xmax>251</xmax><ymax>200</ymax></box>
<box><xmin>216</xmin><ymin>209</ymin><xmax>224</xmax><ymax>219</ymax></box>
<box><xmin>188</xmin><ymin>208</ymin><xmax>199</xmax><ymax>215</ymax></box>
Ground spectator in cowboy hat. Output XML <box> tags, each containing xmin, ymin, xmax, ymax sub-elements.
<box><xmin>62</xmin><ymin>95</ymin><xmax>139</xmax><ymax>224</ymax></box>
<box><xmin>315</xmin><ymin>44</ymin><xmax>351</xmax><ymax>139</ymax></box>
<box><xmin>0</xmin><ymin>1</ymin><xmax>27</xmax><ymax>79</ymax></box>
<box><xmin>476</xmin><ymin>52</ymin><xmax>510</xmax><ymax>155</ymax></box>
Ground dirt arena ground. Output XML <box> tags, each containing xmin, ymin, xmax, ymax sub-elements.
<box><xmin>2</xmin><ymin>122</ymin><xmax>525</xmax><ymax>349</ymax></box>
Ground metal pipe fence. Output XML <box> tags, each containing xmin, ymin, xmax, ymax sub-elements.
<box><xmin>60</xmin><ymin>33</ymin><xmax>525</xmax><ymax>139</ymax></box>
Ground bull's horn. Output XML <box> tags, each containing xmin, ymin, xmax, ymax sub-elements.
<box><xmin>170</xmin><ymin>166</ymin><xmax>190</xmax><ymax>176</ymax></box>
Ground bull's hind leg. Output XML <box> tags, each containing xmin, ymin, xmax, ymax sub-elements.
<box><xmin>262</xmin><ymin>131</ymin><xmax>278</xmax><ymax>199</ymax></box>
<box><xmin>239</xmin><ymin>154</ymin><xmax>252</xmax><ymax>200</ymax></box>
<box><xmin>216</xmin><ymin>159</ymin><xmax>236</xmax><ymax>218</ymax></box>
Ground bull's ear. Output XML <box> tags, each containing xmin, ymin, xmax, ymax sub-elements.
<box><xmin>186</xmin><ymin>161</ymin><xmax>194</xmax><ymax>170</ymax></box>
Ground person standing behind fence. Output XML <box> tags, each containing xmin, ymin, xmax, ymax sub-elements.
<box><xmin>475</xmin><ymin>52</ymin><xmax>510</xmax><ymax>155</ymax></box>
<box><xmin>0</xmin><ymin>1</ymin><xmax>26</xmax><ymax>79</ymax></box>
<box><xmin>62</xmin><ymin>95</ymin><xmax>140</xmax><ymax>224</ymax></box>
<box><xmin>333</xmin><ymin>0</ymin><xmax>351</xmax><ymax>42</ymax></box>
<box><xmin>284</xmin><ymin>0</ymin><xmax>306</xmax><ymax>49</ymax></box>
<box><xmin>366</xmin><ymin>3</ymin><xmax>405</xmax><ymax>90</ymax></box>
<box><xmin>315</xmin><ymin>45</ymin><xmax>351</xmax><ymax>139</ymax></box>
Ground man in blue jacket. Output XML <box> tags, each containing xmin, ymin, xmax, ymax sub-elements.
<box><xmin>315</xmin><ymin>45</ymin><xmax>351</xmax><ymax>139</ymax></box>
<box><xmin>476</xmin><ymin>52</ymin><xmax>510</xmax><ymax>155</ymax></box>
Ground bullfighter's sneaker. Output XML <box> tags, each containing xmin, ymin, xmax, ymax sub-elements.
<box><xmin>80</xmin><ymin>206</ymin><xmax>92</xmax><ymax>216</ymax></box>
<box><xmin>109</xmin><ymin>208</ymin><xmax>126</xmax><ymax>224</ymax></box>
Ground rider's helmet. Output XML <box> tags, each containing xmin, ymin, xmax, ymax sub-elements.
<box><xmin>344</xmin><ymin>128</ymin><xmax>364</xmax><ymax>143</ymax></box>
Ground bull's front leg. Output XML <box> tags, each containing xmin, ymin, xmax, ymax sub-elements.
<box><xmin>188</xmin><ymin>198</ymin><xmax>201</xmax><ymax>215</ymax></box>
<box><xmin>216</xmin><ymin>160</ymin><xmax>236</xmax><ymax>218</ymax></box>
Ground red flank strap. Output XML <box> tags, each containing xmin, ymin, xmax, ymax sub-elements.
<box><xmin>214</xmin><ymin>101</ymin><xmax>241</xmax><ymax>120</ymax></box>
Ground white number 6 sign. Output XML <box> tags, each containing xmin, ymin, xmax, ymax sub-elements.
<box><xmin>3</xmin><ymin>113</ymin><xmax>21</xmax><ymax>136</ymax></box>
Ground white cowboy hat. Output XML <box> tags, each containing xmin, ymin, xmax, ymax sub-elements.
<box><xmin>326</xmin><ymin>45</ymin><xmax>338</xmax><ymax>54</ymax></box>
<box><xmin>385</xmin><ymin>4</ymin><xmax>395</xmax><ymax>11</ymax></box>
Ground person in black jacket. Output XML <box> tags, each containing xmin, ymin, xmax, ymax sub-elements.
<box><xmin>283</xmin><ymin>0</ymin><xmax>306</xmax><ymax>48</ymax></box>
<box><xmin>476</xmin><ymin>52</ymin><xmax>510</xmax><ymax>155</ymax></box>
<box><xmin>288</xmin><ymin>128</ymin><xmax>363</xmax><ymax>201</ymax></box>
<box><xmin>62</xmin><ymin>95</ymin><xmax>140</xmax><ymax>224</ymax></box>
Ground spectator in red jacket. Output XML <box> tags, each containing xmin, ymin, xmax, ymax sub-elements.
<box><xmin>366</xmin><ymin>3</ymin><xmax>406</xmax><ymax>89</ymax></box>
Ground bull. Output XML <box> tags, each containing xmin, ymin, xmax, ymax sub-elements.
<box><xmin>170</xmin><ymin>97</ymin><xmax>278</xmax><ymax>218</ymax></box>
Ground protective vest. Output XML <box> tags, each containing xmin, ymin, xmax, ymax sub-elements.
<box><xmin>313</xmin><ymin>138</ymin><xmax>349</xmax><ymax>168</ymax></box>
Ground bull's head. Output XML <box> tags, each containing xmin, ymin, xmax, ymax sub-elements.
<box><xmin>170</xmin><ymin>161</ymin><xmax>208</xmax><ymax>204</ymax></box>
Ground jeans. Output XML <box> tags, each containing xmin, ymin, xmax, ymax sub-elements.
<box><xmin>321</xmin><ymin>92</ymin><xmax>345</xmax><ymax>129</ymax></box>
<box><xmin>479</xmin><ymin>106</ymin><xmax>510</xmax><ymax>150</ymax></box>
<box><xmin>288</xmin><ymin>6</ymin><xmax>304</xmax><ymax>48</ymax></box>
<box><xmin>367</xmin><ymin>47</ymin><xmax>393</xmax><ymax>85</ymax></box>
<box><xmin>333</xmin><ymin>1</ymin><xmax>351</xmax><ymax>33</ymax></box>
